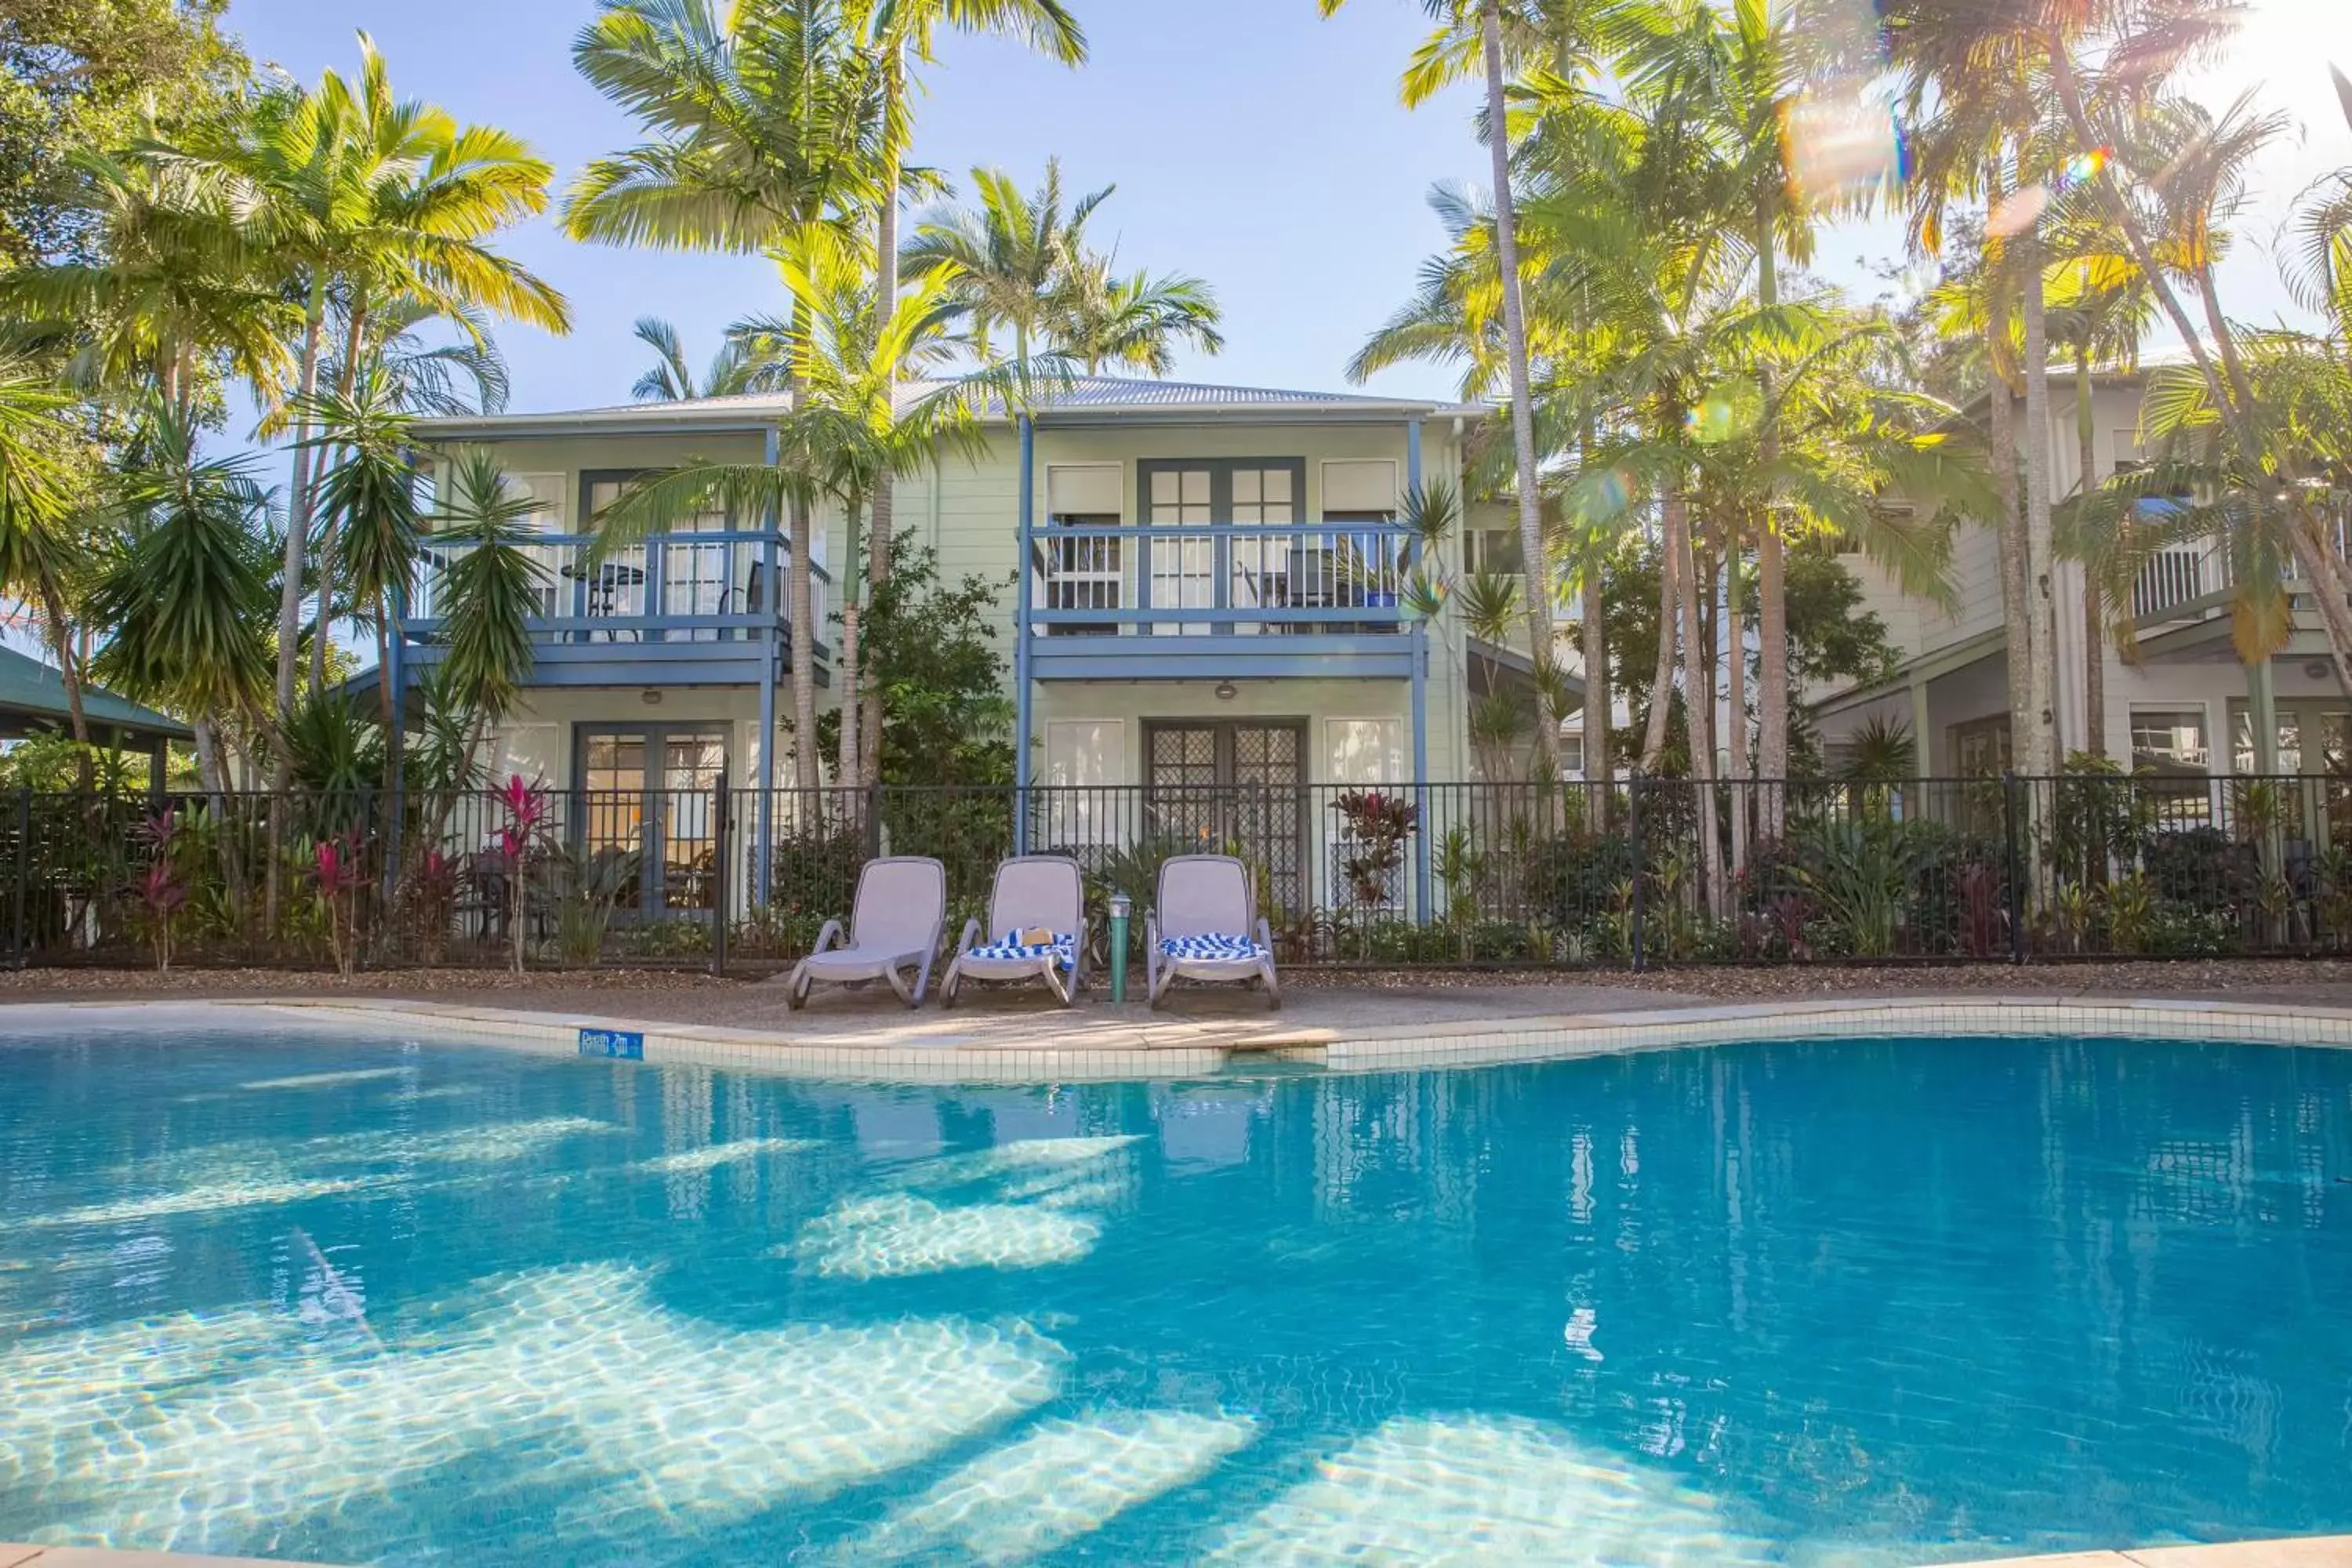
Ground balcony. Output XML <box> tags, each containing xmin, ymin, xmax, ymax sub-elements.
<box><xmin>403</xmin><ymin>531</ymin><xmax>830</xmax><ymax>687</ymax></box>
<box><xmin>1023</xmin><ymin>520</ymin><xmax>1417</xmax><ymax>680</ymax></box>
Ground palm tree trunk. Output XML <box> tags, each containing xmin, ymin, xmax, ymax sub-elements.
<box><xmin>267</xmin><ymin>278</ymin><xmax>328</xmax><ymax>932</ymax></box>
<box><xmin>35</xmin><ymin>577</ymin><xmax>87</xmax><ymax>746</ymax></box>
<box><xmin>862</xmin><ymin>56</ymin><xmax>902</xmax><ymax>793</ymax></box>
<box><xmin>309</xmin><ymin>296</ymin><xmax>370</xmax><ymax>696</ymax></box>
<box><xmin>1990</xmin><ymin>365</ymin><xmax>2029</xmax><ymax>777</ymax></box>
<box><xmin>1671</xmin><ymin>491</ymin><xmax>1724</xmax><ymax>913</ymax></box>
<box><xmin>835</xmin><ymin>495</ymin><xmax>862</xmax><ymax>800</ymax></box>
<box><xmin>1724</xmin><ymin>517</ymin><xmax>1749</xmax><ymax>877</ymax></box>
<box><xmin>787</xmin><ymin>491</ymin><xmax>819</xmax><ymax>793</ymax></box>
<box><xmin>2021</xmin><ymin>248</ymin><xmax>2058</xmax><ymax>778</ymax></box>
<box><xmin>2075</xmin><ymin>348</ymin><xmax>2106</xmax><ymax>760</ymax></box>
<box><xmin>1581</xmin><ymin>558</ymin><xmax>1608</xmax><ymax>825</ymax></box>
<box><xmin>1479</xmin><ymin>0</ymin><xmax>1558</xmax><ymax>782</ymax></box>
<box><xmin>1754</xmin><ymin>212</ymin><xmax>1789</xmax><ymax>834</ymax></box>
<box><xmin>1640</xmin><ymin>510</ymin><xmax>1678</xmax><ymax>771</ymax></box>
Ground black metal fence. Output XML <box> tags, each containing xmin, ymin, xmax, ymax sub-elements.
<box><xmin>9</xmin><ymin>771</ymin><xmax>2352</xmax><ymax>974</ymax></box>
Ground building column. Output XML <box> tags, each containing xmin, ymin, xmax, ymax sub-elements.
<box><xmin>755</xmin><ymin>424</ymin><xmax>780</xmax><ymax>902</ymax></box>
<box><xmin>1910</xmin><ymin>670</ymin><xmax>1933</xmax><ymax>779</ymax></box>
<box><xmin>1406</xmin><ymin>416</ymin><xmax>1432</xmax><ymax>923</ymax></box>
<box><xmin>2247</xmin><ymin>655</ymin><xmax>2278</xmax><ymax>776</ymax></box>
<box><xmin>1014</xmin><ymin>414</ymin><xmax>1036</xmax><ymax>853</ymax></box>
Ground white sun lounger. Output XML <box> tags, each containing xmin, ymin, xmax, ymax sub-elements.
<box><xmin>786</xmin><ymin>855</ymin><xmax>946</xmax><ymax>1009</ymax></box>
<box><xmin>939</xmin><ymin>855</ymin><xmax>1087</xmax><ymax>1007</ymax></box>
<box><xmin>1146</xmin><ymin>853</ymin><xmax>1279</xmax><ymax>1011</ymax></box>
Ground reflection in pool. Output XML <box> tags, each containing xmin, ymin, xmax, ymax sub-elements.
<box><xmin>2</xmin><ymin>1021</ymin><xmax>2349</xmax><ymax>1565</ymax></box>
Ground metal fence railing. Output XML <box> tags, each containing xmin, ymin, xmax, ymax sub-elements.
<box><xmin>9</xmin><ymin>771</ymin><xmax>2352</xmax><ymax>974</ymax></box>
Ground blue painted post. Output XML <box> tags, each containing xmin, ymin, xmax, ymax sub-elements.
<box><xmin>756</xmin><ymin>426</ymin><xmax>780</xmax><ymax>904</ymax></box>
<box><xmin>383</xmin><ymin>573</ymin><xmax>407</xmax><ymax>906</ymax></box>
<box><xmin>1014</xmin><ymin>414</ymin><xmax>1035</xmax><ymax>854</ymax></box>
<box><xmin>1406</xmin><ymin>417</ymin><xmax>1432</xmax><ymax>925</ymax></box>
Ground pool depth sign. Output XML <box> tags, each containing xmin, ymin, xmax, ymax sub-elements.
<box><xmin>578</xmin><ymin>1027</ymin><xmax>645</xmax><ymax>1061</ymax></box>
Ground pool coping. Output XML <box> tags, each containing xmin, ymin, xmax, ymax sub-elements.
<box><xmin>9</xmin><ymin>992</ymin><xmax>2352</xmax><ymax>1082</ymax></box>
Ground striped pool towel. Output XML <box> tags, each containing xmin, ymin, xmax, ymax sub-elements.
<box><xmin>969</xmin><ymin>932</ymin><xmax>1077</xmax><ymax>969</ymax></box>
<box><xmin>1160</xmin><ymin>933</ymin><xmax>1270</xmax><ymax>963</ymax></box>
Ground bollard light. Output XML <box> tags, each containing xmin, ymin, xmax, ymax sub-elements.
<box><xmin>1107</xmin><ymin>894</ymin><xmax>1132</xmax><ymax>1004</ymax></box>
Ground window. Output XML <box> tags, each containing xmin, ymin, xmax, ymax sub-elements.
<box><xmin>1558</xmin><ymin>720</ymin><xmax>1588</xmax><ymax>780</ymax></box>
<box><xmin>2229</xmin><ymin>702</ymin><xmax>2350</xmax><ymax>775</ymax></box>
<box><xmin>1949</xmin><ymin>714</ymin><xmax>2011</xmax><ymax>778</ymax></box>
<box><xmin>1465</xmin><ymin>527</ymin><xmax>1522</xmax><ymax>576</ymax></box>
<box><xmin>1041</xmin><ymin>466</ymin><xmax>1123</xmax><ymax>637</ymax></box>
<box><xmin>1324</xmin><ymin>718</ymin><xmax>1404</xmax><ymax>784</ymax></box>
<box><xmin>2131</xmin><ymin>708</ymin><xmax>2210</xmax><ymax>775</ymax></box>
<box><xmin>1041</xmin><ymin>720</ymin><xmax>1126</xmax><ymax>849</ymax></box>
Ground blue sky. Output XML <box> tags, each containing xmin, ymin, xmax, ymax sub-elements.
<box><xmin>223</xmin><ymin>0</ymin><xmax>2346</xmax><ymax>421</ymax></box>
<box><xmin>226</xmin><ymin>0</ymin><xmax>1495</xmax><ymax>410</ymax></box>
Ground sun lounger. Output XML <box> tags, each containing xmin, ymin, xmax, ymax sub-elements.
<box><xmin>785</xmin><ymin>855</ymin><xmax>946</xmax><ymax>1009</ymax></box>
<box><xmin>940</xmin><ymin>855</ymin><xmax>1086</xmax><ymax>1007</ymax></box>
<box><xmin>1146</xmin><ymin>853</ymin><xmax>1279</xmax><ymax>1010</ymax></box>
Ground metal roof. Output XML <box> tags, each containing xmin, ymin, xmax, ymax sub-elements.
<box><xmin>0</xmin><ymin>644</ymin><xmax>191</xmax><ymax>742</ymax></box>
<box><xmin>414</xmin><ymin>375</ymin><xmax>1472</xmax><ymax>441</ymax></box>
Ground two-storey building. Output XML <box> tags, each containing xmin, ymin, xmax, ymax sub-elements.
<box><xmin>400</xmin><ymin>376</ymin><xmax>1539</xmax><ymax>920</ymax></box>
<box><xmin>1811</xmin><ymin>361</ymin><xmax>2333</xmax><ymax>782</ymax></box>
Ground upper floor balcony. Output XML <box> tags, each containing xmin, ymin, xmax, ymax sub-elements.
<box><xmin>403</xmin><ymin>529</ymin><xmax>830</xmax><ymax>687</ymax></box>
<box><xmin>1023</xmin><ymin>519</ymin><xmax>1417</xmax><ymax>681</ymax></box>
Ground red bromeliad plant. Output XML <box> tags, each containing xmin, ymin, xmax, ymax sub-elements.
<box><xmin>1330</xmin><ymin>789</ymin><xmax>1419</xmax><ymax>909</ymax></box>
<box><xmin>132</xmin><ymin>811</ymin><xmax>187</xmax><ymax>971</ymax></box>
<box><xmin>312</xmin><ymin>829</ymin><xmax>370</xmax><ymax>978</ymax></box>
<box><xmin>495</xmin><ymin>775</ymin><xmax>550</xmax><ymax>972</ymax></box>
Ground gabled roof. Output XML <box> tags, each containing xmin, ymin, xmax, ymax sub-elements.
<box><xmin>414</xmin><ymin>374</ymin><xmax>1472</xmax><ymax>441</ymax></box>
<box><xmin>0</xmin><ymin>644</ymin><xmax>191</xmax><ymax>742</ymax></box>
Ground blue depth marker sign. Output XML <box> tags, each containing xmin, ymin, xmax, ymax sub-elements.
<box><xmin>578</xmin><ymin>1027</ymin><xmax>644</xmax><ymax>1061</ymax></box>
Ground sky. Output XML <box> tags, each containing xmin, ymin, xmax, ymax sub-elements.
<box><xmin>220</xmin><ymin>0</ymin><xmax>2351</xmax><ymax>420</ymax></box>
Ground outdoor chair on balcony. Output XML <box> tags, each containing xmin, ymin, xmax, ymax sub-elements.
<box><xmin>785</xmin><ymin>855</ymin><xmax>946</xmax><ymax>1010</ymax></box>
<box><xmin>1146</xmin><ymin>853</ymin><xmax>1279</xmax><ymax>1011</ymax></box>
<box><xmin>940</xmin><ymin>855</ymin><xmax>1086</xmax><ymax>1007</ymax></box>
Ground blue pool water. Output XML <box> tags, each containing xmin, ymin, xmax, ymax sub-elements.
<box><xmin>2</xmin><ymin>1017</ymin><xmax>2350</xmax><ymax>1566</ymax></box>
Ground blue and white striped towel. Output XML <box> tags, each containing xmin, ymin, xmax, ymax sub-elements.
<box><xmin>968</xmin><ymin>932</ymin><xmax>1076</xmax><ymax>969</ymax></box>
<box><xmin>1160</xmin><ymin>933</ymin><xmax>1270</xmax><ymax>963</ymax></box>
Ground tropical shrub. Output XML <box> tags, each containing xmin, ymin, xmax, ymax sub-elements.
<box><xmin>1330</xmin><ymin>789</ymin><xmax>1417</xmax><ymax>908</ymax></box>
<box><xmin>539</xmin><ymin>844</ymin><xmax>641</xmax><ymax>967</ymax></box>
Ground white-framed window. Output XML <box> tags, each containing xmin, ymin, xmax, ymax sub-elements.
<box><xmin>2130</xmin><ymin>706</ymin><xmax>2211</xmax><ymax>775</ymax></box>
<box><xmin>1041</xmin><ymin>719</ymin><xmax>1127</xmax><ymax>848</ymax></box>
<box><xmin>1324</xmin><ymin>717</ymin><xmax>1404</xmax><ymax>783</ymax></box>
<box><xmin>503</xmin><ymin>472</ymin><xmax>568</xmax><ymax>532</ymax></box>
<box><xmin>1043</xmin><ymin>464</ymin><xmax>1124</xmax><ymax>637</ymax></box>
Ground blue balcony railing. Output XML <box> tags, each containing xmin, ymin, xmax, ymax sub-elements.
<box><xmin>406</xmin><ymin>531</ymin><xmax>829</xmax><ymax>649</ymax></box>
<box><xmin>1025</xmin><ymin>520</ymin><xmax>1412</xmax><ymax>637</ymax></box>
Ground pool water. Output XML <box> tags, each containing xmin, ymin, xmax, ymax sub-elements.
<box><xmin>2</xmin><ymin>1018</ymin><xmax>2350</xmax><ymax>1566</ymax></box>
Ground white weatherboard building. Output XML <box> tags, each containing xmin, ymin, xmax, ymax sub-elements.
<box><xmin>1810</xmin><ymin>363</ymin><xmax>2330</xmax><ymax>782</ymax></box>
<box><xmin>399</xmin><ymin>376</ymin><xmax>1559</xmax><ymax>919</ymax></box>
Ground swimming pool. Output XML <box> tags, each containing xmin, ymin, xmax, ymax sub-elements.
<box><xmin>2</xmin><ymin>1013</ymin><xmax>2348</xmax><ymax>1566</ymax></box>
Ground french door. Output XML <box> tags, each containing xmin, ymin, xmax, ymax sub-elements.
<box><xmin>1143</xmin><ymin>720</ymin><xmax>1307</xmax><ymax>916</ymax></box>
<box><xmin>1139</xmin><ymin>459</ymin><xmax>1305</xmax><ymax>636</ymax></box>
<box><xmin>575</xmin><ymin>725</ymin><xmax>730</xmax><ymax>919</ymax></box>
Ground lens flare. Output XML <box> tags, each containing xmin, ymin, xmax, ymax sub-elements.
<box><xmin>1780</xmin><ymin>84</ymin><xmax>1907</xmax><ymax>208</ymax></box>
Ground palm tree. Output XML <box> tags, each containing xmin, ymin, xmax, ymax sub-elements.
<box><xmin>0</xmin><ymin>148</ymin><xmax>295</xmax><ymax>408</ymax></box>
<box><xmin>628</xmin><ymin>317</ymin><xmax>757</xmax><ymax>401</ymax></box>
<box><xmin>856</xmin><ymin>0</ymin><xmax>1085</xmax><ymax>766</ymax></box>
<box><xmin>0</xmin><ymin>366</ymin><xmax>95</xmax><ymax>744</ymax></box>
<box><xmin>300</xmin><ymin>368</ymin><xmax>422</xmax><ymax>743</ymax></box>
<box><xmin>427</xmin><ymin>448</ymin><xmax>550</xmax><ymax>772</ymax></box>
<box><xmin>160</xmin><ymin>34</ymin><xmax>566</xmax><ymax>781</ymax></box>
<box><xmin>592</xmin><ymin>225</ymin><xmax>1055</xmax><ymax>792</ymax></box>
<box><xmin>85</xmin><ymin>402</ymin><xmax>277</xmax><ymax>804</ymax></box>
<box><xmin>1320</xmin><ymin>0</ymin><xmax>1563</xmax><ymax>779</ymax></box>
<box><xmin>1057</xmin><ymin>257</ymin><xmax>1225</xmax><ymax>375</ymax></box>
<box><xmin>566</xmin><ymin>0</ymin><xmax>886</xmax><ymax>792</ymax></box>
<box><xmin>902</xmin><ymin>160</ymin><xmax>1103</xmax><ymax>365</ymax></box>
